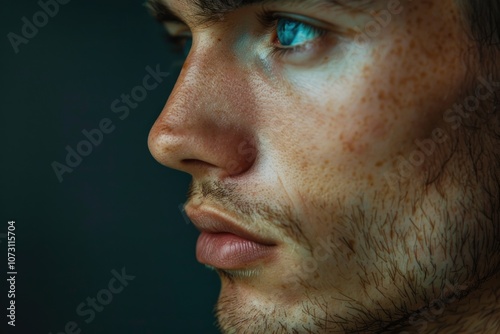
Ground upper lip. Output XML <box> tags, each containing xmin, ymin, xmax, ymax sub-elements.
<box><xmin>185</xmin><ymin>205</ymin><xmax>277</xmax><ymax>246</ymax></box>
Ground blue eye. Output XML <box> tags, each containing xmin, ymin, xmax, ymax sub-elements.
<box><xmin>276</xmin><ymin>18</ymin><xmax>323</xmax><ymax>47</ymax></box>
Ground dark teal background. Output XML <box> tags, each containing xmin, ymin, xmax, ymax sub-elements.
<box><xmin>1</xmin><ymin>1</ymin><xmax>221</xmax><ymax>333</ymax></box>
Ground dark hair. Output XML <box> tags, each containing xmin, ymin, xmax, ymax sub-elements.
<box><xmin>462</xmin><ymin>0</ymin><xmax>500</xmax><ymax>70</ymax></box>
<box><xmin>459</xmin><ymin>0</ymin><xmax>500</xmax><ymax>127</ymax></box>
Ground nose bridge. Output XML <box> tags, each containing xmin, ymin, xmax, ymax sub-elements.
<box><xmin>148</xmin><ymin>46</ymin><xmax>257</xmax><ymax>178</ymax></box>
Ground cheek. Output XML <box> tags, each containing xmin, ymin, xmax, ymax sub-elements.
<box><xmin>288</xmin><ymin>6</ymin><xmax>466</xmax><ymax>167</ymax></box>
<box><xmin>252</xmin><ymin>0</ymin><xmax>469</xmax><ymax>199</ymax></box>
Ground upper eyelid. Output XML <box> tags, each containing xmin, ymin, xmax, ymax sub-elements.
<box><xmin>260</xmin><ymin>9</ymin><xmax>336</xmax><ymax>30</ymax></box>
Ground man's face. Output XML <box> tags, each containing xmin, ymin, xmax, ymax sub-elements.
<box><xmin>148</xmin><ymin>0</ymin><xmax>498</xmax><ymax>332</ymax></box>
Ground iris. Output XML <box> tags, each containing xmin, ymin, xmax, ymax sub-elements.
<box><xmin>276</xmin><ymin>18</ymin><xmax>322</xmax><ymax>47</ymax></box>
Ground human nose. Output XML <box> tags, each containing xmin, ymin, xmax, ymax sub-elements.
<box><xmin>148</xmin><ymin>45</ymin><xmax>257</xmax><ymax>179</ymax></box>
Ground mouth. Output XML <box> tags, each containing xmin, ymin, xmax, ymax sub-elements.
<box><xmin>185</xmin><ymin>205</ymin><xmax>278</xmax><ymax>270</ymax></box>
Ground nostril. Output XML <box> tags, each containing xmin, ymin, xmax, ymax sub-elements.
<box><xmin>181</xmin><ymin>159</ymin><xmax>217</xmax><ymax>169</ymax></box>
<box><xmin>179</xmin><ymin>159</ymin><xmax>224</xmax><ymax>178</ymax></box>
<box><xmin>181</xmin><ymin>156</ymin><xmax>253</xmax><ymax>178</ymax></box>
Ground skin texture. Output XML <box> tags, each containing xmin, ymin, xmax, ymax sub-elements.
<box><xmin>148</xmin><ymin>0</ymin><xmax>500</xmax><ymax>332</ymax></box>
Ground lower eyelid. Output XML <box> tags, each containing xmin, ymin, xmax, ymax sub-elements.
<box><xmin>269</xmin><ymin>30</ymin><xmax>339</xmax><ymax>64</ymax></box>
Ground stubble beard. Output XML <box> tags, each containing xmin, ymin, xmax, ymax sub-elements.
<box><xmin>211</xmin><ymin>84</ymin><xmax>500</xmax><ymax>334</ymax></box>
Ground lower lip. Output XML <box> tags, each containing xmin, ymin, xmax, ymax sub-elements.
<box><xmin>196</xmin><ymin>232</ymin><xmax>275</xmax><ymax>269</ymax></box>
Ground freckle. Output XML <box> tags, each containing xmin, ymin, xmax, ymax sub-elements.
<box><xmin>362</xmin><ymin>65</ymin><xmax>370</xmax><ymax>74</ymax></box>
<box><xmin>389</xmin><ymin>76</ymin><xmax>395</xmax><ymax>85</ymax></box>
<box><xmin>344</xmin><ymin>141</ymin><xmax>355</xmax><ymax>153</ymax></box>
<box><xmin>218</xmin><ymin>38</ymin><xmax>221</xmax><ymax>42</ymax></box>
<box><xmin>375</xmin><ymin>161</ymin><xmax>383</xmax><ymax>167</ymax></box>
<box><xmin>392</xmin><ymin>45</ymin><xmax>403</xmax><ymax>57</ymax></box>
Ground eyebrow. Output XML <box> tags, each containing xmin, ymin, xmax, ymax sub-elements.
<box><xmin>145</xmin><ymin>0</ymin><xmax>374</xmax><ymax>25</ymax></box>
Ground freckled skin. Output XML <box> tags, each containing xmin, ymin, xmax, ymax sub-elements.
<box><xmin>148</xmin><ymin>0</ymin><xmax>500</xmax><ymax>333</ymax></box>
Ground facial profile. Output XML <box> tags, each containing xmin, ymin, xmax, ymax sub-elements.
<box><xmin>147</xmin><ymin>0</ymin><xmax>500</xmax><ymax>332</ymax></box>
